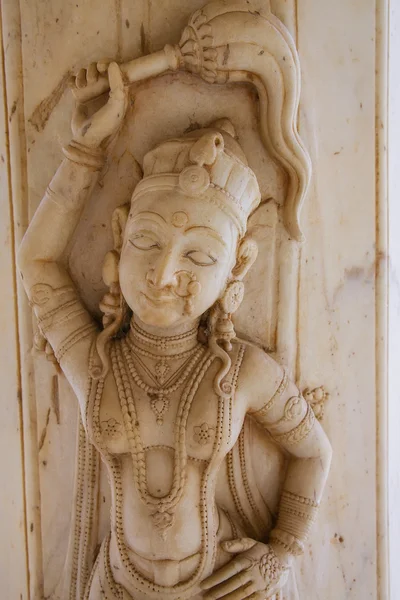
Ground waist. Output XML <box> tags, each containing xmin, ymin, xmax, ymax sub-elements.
<box><xmin>129</xmin><ymin>546</ymin><xmax>201</xmax><ymax>587</ymax></box>
<box><xmin>110</xmin><ymin>533</ymin><xmax>201</xmax><ymax>589</ymax></box>
<box><xmin>109</xmin><ymin>504</ymin><xmax>237</xmax><ymax>589</ymax></box>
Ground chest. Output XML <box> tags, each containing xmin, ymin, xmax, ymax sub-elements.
<box><xmin>97</xmin><ymin>356</ymin><xmax>244</xmax><ymax>461</ymax></box>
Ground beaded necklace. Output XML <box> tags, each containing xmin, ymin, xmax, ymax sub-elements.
<box><xmin>88</xmin><ymin>339</ymin><xmax>245</xmax><ymax>598</ymax></box>
<box><xmin>122</xmin><ymin>338</ymin><xmax>204</xmax><ymax>425</ymax></box>
<box><xmin>129</xmin><ymin>321</ymin><xmax>199</xmax><ymax>353</ymax></box>
<box><xmin>125</xmin><ymin>333</ymin><xmax>201</xmax><ymax>386</ymax></box>
<box><xmin>111</xmin><ymin>339</ymin><xmax>213</xmax><ymax>535</ymax></box>
<box><xmin>129</xmin><ymin>349</ymin><xmax>195</xmax><ymax>388</ymax></box>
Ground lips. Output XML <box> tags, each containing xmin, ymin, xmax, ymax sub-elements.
<box><xmin>141</xmin><ymin>291</ymin><xmax>177</xmax><ymax>306</ymax></box>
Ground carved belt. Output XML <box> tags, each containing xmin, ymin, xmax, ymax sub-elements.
<box><xmin>124</xmin><ymin>548</ymin><xmax>201</xmax><ymax>587</ymax></box>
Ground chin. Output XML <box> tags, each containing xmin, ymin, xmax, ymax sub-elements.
<box><xmin>134</xmin><ymin>305</ymin><xmax>184</xmax><ymax>329</ymax></box>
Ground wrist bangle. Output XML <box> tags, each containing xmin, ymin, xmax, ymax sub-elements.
<box><xmin>62</xmin><ymin>140</ymin><xmax>106</xmax><ymax>170</ymax></box>
<box><xmin>269</xmin><ymin>528</ymin><xmax>305</xmax><ymax>557</ymax></box>
<box><xmin>270</xmin><ymin>489</ymin><xmax>319</xmax><ymax>558</ymax></box>
<box><xmin>276</xmin><ymin>490</ymin><xmax>318</xmax><ymax>539</ymax></box>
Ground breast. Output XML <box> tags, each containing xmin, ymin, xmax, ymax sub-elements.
<box><xmin>186</xmin><ymin>378</ymin><xmax>220</xmax><ymax>462</ymax></box>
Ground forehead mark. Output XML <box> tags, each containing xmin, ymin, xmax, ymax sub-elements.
<box><xmin>171</xmin><ymin>211</ymin><xmax>189</xmax><ymax>228</ymax></box>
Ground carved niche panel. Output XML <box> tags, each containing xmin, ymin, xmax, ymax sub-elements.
<box><xmin>15</xmin><ymin>1</ymin><xmax>338</xmax><ymax>599</ymax></box>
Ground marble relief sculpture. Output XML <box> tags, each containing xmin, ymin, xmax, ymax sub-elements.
<box><xmin>18</xmin><ymin>2</ymin><xmax>332</xmax><ymax>599</ymax></box>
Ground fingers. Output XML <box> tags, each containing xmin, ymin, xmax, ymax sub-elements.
<box><xmin>74</xmin><ymin>63</ymin><xmax>99</xmax><ymax>89</ymax></box>
<box><xmin>72</xmin><ymin>60</ymin><xmax>122</xmax><ymax>93</ymax></box>
<box><xmin>93</xmin><ymin>63</ymin><xmax>126</xmax><ymax>115</ymax></box>
<box><xmin>81</xmin><ymin>68</ymin><xmax>126</xmax><ymax>144</ymax></box>
<box><xmin>245</xmin><ymin>592</ymin><xmax>267</xmax><ymax>600</ymax></box>
<box><xmin>87</xmin><ymin>62</ymin><xmax>99</xmax><ymax>85</ymax></box>
<box><xmin>201</xmin><ymin>557</ymin><xmax>251</xmax><ymax>591</ymax></box>
<box><xmin>203</xmin><ymin>571</ymin><xmax>252</xmax><ymax>599</ymax></box>
<box><xmin>108</xmin><ymin>62</ymin><xmax>125</xmax><ymax>102</ymax></box>
<box><xmin>97</xmin><ymin>57</ymin><xmax>114</xmax><ymax>73</ymax></box>
<box><xmin>70</xmin><ymin>60</ymin><xmax>127</xmax><ymax>145</ymax></box>
<box><xmin>222</xmin><ymin>538</ymin><xmax>258</xmax><ymax>554</ymax></box>
<box><xmin>213</xmin><ymin>583</ymin><xmax>258</xmax><ymax>600</ymax></box>
<box><xmin>75</xmin><ymin>68</ymin><xmax>87</xmax><ymax>89</ymax></box>
<box><xmin>70</xmin><ymin>61</ymin><xmax>110</xmax><ymax>103</ymax></box>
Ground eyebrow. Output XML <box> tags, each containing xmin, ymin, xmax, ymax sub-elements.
<box><xmin>184</xmin><ymin>225</ymin><xmax>228</xmax><ymax>248</ymax></box>
<box><xmin>129</xmin><ymin>211</ymin><xmax>167</xmax><ymax>227</ymax></box>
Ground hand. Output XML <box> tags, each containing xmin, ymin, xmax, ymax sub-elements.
<box><xmin>70</xmin><ymin>61</ymin><xmax>128</xmax><ymax>150</ymax></box>
<box><xmin>201</xmin><ymin>538</ymin><xmax>290</xmax><ymax>600</ymax></box>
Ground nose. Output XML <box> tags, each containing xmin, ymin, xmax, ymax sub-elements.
<box><xmin>146</xmin><ymin>248</ymin><xmax>178</xmax><ymax>289</ymax></box>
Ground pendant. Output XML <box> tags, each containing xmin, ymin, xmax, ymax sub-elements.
<box><xmin>148</xmin><ymin>392</ymin><xmax>169</xmax><ymax>425</ymax></box>
<box><xmin>155</xmin><ymin>359</ymin><xmax>170</xmax><ymax>385</ymax></box>
<box><xmin>152</xmin><ymin>509</ymin><xmax>174</xmax><ymax>536</ymax></box>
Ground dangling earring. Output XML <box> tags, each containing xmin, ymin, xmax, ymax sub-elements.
<box><xmin>100</xmin><ymin>250</ymin><xmax>123</xmax><ymax>327</ymax></box>
<box><xmin>91</xmin><ymin>250</ymin><xmax>126</xmax><ymax>379</ymax></box>
<box><xmin>215</xmin><ymin>280</ymin><xmax>244</xmax><ymax>351</ymax></box>
<box><xmin>208</xmin><ymin>280</ymin><xmax>245</xmax><ymax>399</ymax></box>
<box><xmin>90</xmin><ymin>203</ymin><xmax>130</xmax><ymax>379</ymax></box>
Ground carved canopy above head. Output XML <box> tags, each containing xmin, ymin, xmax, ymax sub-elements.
<box><xmin>69</xmin><ymin>0</ymin><xmax>311</xmax><ymax>349</ymax></box>
<box><xmin>177</xmin><ymin>0</ymin><xmax>312</xmax><ymax>241</ymax></box>
<box><xmin>70</xmin><ymin>0</ymin><xmax>311</xmax><ymax>240</ymax></box>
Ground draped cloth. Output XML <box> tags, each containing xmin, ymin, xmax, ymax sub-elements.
<box><xmin>85</xmin><ymin>533</ymin><xmax>299</xmax><ymax>600</ymax></box>
<box><xmin>49</xmin><ymin>408</ymin><xmax>299</xmax><ymax>600</ymax></box>
<box><xmin>50</xmin><ymin>335</ymin><xmax>300</xmax><ymax>600</ymax></box>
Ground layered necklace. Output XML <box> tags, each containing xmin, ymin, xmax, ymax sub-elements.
<box><xmin>125</xmin><ymin>321</ymin><xmax>203</xmax><ymax>425</ymax></box>
<box><xmin>111</xmin><ymin>329</ymin><xmax>215</xmax><ymax>535</ymax></box>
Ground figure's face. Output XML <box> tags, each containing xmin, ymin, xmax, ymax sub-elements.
<box><xmin>119</xmin><ymin>188</ymin><xmax>239</xmax><ymax>328</ymax></box>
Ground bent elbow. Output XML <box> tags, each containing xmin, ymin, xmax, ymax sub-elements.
<box><xmin>17</xmin><ymin>237</ymin><xmax>34</xmax><ymax>279</ymax></box>
<box><xmin>319</xmin><ymin>434</ymin><xmax>333</xmax><ymax>474</ymax></box>
<box><xmin>17</xmin><ymin>235</ymin><xmax>46</xmax><ymax>285</ymax></box>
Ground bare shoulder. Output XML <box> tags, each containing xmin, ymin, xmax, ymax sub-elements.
<box><xmin>232</xmin><ymin>338</ymin><xmax>285</xmax><ymax>413</ymax></box>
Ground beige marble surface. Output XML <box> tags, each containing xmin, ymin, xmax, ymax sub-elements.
<box><xmin>0</xmin><ymin>16</ymin><xmax>29</xmax><ymax>600</ymax></box>
<box><xmin>389</xmin><ymin>2</ymin><xmax>400</xmax><ymax>599</ymax></box>
<box><xmin>295</xmin><ymin>2</ymin><xmax>381</xmax><ymax>597</ymax></box>
<box><xmin>0</xmin><ymin>0</ymin><xmax>392</xmax><ymax>598</ymax></box>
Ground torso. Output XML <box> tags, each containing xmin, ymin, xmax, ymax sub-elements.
<box><xmin>88</xmin><ymin>338</ymin><xmax>247</xmax><ymax>570</ymax></box>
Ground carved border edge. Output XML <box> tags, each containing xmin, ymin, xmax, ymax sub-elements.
<box><xmin>375</xmin><ymin>0</ymin><xmax>390</xmax><ymax>597</ymax></box>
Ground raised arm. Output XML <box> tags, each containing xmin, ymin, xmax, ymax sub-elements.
<box><xmin>18</xmin><ymin>62</ymin><xmax>128</xmax><ymax>405</ymax></box>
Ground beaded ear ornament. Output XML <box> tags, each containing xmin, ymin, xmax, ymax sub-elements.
<box><xmin>91</xmin><ymin>205</ymin><xmax>130</xmax><ymax>379</ymax></box>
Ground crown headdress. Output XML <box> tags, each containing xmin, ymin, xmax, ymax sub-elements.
<box><xmin>131</xmin><ymin>121</ymin><xmax>261</xmax><ymax>236</ymax></box>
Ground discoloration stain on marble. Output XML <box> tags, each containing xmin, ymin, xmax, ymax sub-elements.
<box><xmin>29</xmin><ymin>71</ymin><xmax>71</xmax><ymax>132</ymax></box>
<box><xmin>38</xmin><ymin>408</ymin><xmax>51</xmax><ymax>452</ymax></box>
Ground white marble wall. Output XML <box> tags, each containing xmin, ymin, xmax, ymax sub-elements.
<box><xmin>0</xmin><ymin>0</ymin><xmax>393</xmax><ymax>598</ymax></box>
<box><xmin>295</xmin><ymin>1</ymin><xmax>384</xmax><ymax>596</ymax></box>
<box><xmin>0</xmin><ymin>15</ymin><xmax>29</xmax><ymax>599</ymax></box>
<box><xmin>389</xmin><ymin>1</ymin><xmax>400</xmax><ymax>599</ymax></box>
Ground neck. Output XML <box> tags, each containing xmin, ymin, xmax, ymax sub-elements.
<box><xmin>128</xmin><ymin>316</ymin><xmax>201</xmax><ymax>357</ymax></box>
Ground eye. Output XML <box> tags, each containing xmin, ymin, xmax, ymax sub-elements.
<box><xmin>184</xmin><ymin>250</ymin><xmax>217</xmax><ymax>267</ymax></box>
<box><xmin>129</xmin><ymin>234</ymin><xmax>160</xmax><ymax>251</ymax></box>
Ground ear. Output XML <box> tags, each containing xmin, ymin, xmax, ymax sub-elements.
<box><xmin>111</xmin><ymin>203</ymin><xmax>130</xmax><ymax>253</ymax></box>
<box><xmin>231</xmin><ymin>237</ymin><xmax>258</xmax><ymax>280</ymax></box>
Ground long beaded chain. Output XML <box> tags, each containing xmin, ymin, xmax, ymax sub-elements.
<box><xmin>111</xmin><ymin>339</ymin><xmax>214</xmax><ymax>535</ymax></box>
<box><xmin>121</xmin><ymin>338</ymin><xmax>205</xmax><ymax>424</ymax></box>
